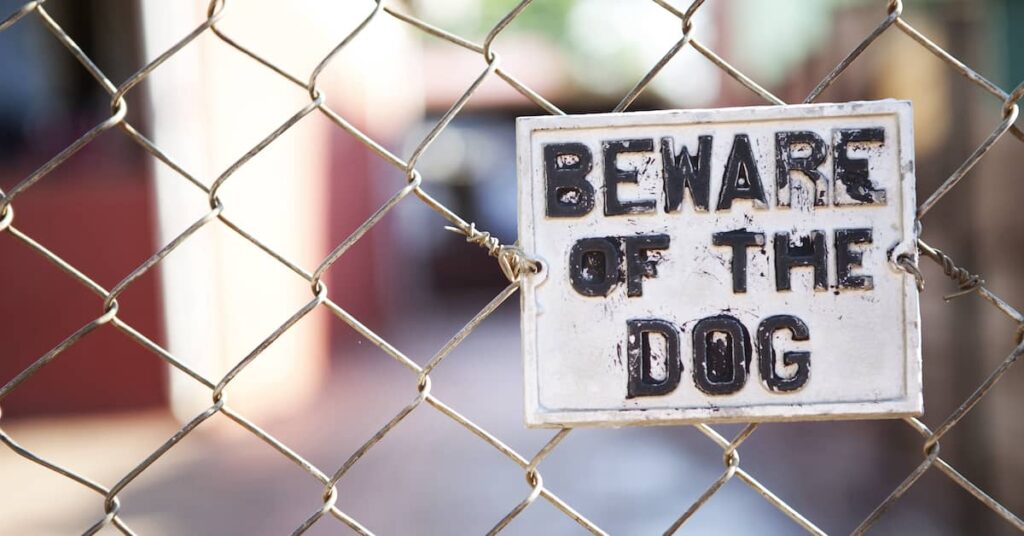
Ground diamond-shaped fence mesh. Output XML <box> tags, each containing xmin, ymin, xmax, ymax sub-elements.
<box><xmin>1</xmin><ymin>0</ymin><xmax>1023</xmax><ymax>534</ymax></box>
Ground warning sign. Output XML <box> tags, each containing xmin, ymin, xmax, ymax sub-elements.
<box><xmin>517</xmin><ymin>100</ymin><xmax>921</xmax><ymax>427</ymax></box>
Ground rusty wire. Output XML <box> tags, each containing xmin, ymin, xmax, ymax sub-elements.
<box><xmin>0</xmin><ymin>0</ymin><xmax>1022</xmax><ymax>534</ymax></box>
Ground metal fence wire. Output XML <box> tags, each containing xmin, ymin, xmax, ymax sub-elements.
<box><xmin>1</xmin><ymin>0</ymin><xmax>1023</xmax><ymax>534</ymax></box>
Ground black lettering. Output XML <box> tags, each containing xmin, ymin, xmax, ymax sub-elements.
<box><xmin>717</xmin><ymin>134</ymin><xmax>767</xmax><ymax>211</ymax></box>
<box><xmin>835</xmin><ymin>228</ymin><xmax>874</xmax><ymax>290</ymax></box>
<box><xmin>775</xmin><ymin>131</ymin><xmax>828</xmax><ymax>207</ymax></box>
<box><xmin>627</xmin><ymin>319</ymin><xmax>682</xmax><ymax>398</ymax></box>
<box><xmin>569</xmin><ymin>237</ymin><xmax>620</xmax><ymax>296</ymax></box>
<box><xmin>756</xmin><ymin>315</ymin><xmax>811</xmax><ymax>392</ymax></box>
<box><xmin>833</xmin><ymin>128</ymin><xmax>886</xmax><ymax>205</ymax></box>
<box><xmin>774</xmin><ymin>231</ymin><xmax>828</xmax><ymax>291</ymax></box>
<box><xmin>603</xmin><ymin>139</ymin><xmax>657</xmax><ymax>216</ymax></box>
<box><xmin>692</xmin><ymin>315</ymin><xmax>750</xmax><ymax>395</ymax></box>
<box><xmin>661</xmin><ymin>135</ymin><xmax>712</xmax><ymax>212</ymax></box>
<box><xmin>712</xmin><ymin>230</ymin><xmax>765</xmax><ymax>293</ymax></box>
<box><xmin>623</xmin><ymin>234</ymin><xmax>670</xmax><ymax>297</ymax></box>
<box><xmin>544</xmin><ymin>143</ymin><xmax>595</xmax><ymax>217</ymax></box>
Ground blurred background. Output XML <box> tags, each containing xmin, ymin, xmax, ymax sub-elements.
<box><xmin>1</xmin><ymin>0</ymin><xmax>1023</xmax><ymax>534</ymax></box>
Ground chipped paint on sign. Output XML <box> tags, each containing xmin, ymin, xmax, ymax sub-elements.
<box><xmin>517</xmin><ymin>100</ymin><xmax>921</xmax><ymax>427</ymax></box>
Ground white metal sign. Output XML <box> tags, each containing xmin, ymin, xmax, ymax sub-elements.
<box><xmin>517</xmin><ymin>100</ymin><xmax>921</xmax><ymax>427</ymax></box>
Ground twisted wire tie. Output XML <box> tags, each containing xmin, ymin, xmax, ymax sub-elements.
<box><xmin>445</xmin><ymin>223</ymin><xmax>538</xmax><ymax>282</ymax></box>
<box><xmin>920</xmin><ymin>245</ymin><xmax>984</xmax><ymax>301</ymax></box>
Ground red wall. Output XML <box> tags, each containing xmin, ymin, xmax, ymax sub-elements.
<box><xmin>0</xmin><ymin>122</ymin><xmax>388</xmax><ymax>415</ymax></box>
<box><xmin>0</xmin><ymin>159</ymin><xmax>166</xmax><ymax>417</ymax></box>
<box><xmin>325</xmin><ymin>127</ymin><xmax>388</xmax><ymax>346</ymax></box>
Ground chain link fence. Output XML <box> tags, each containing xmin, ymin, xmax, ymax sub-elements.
<box><xmin>0</xmin><ymin>0</ymin><xmax>1022</xmax><ymax>534</ymax></box>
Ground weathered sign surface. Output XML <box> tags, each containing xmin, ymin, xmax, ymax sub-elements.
<box><xmin>517</xmin><ymin>100</ymin><xmax>921</xmax><ymax>427</ymax></box>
